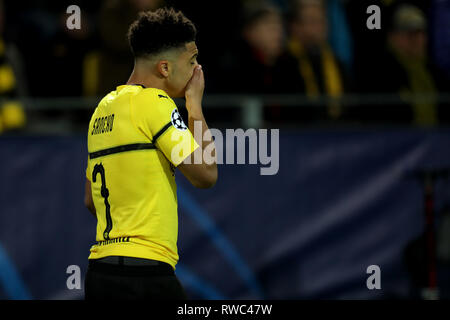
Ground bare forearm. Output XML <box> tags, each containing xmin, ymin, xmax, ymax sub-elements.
<box><xmin>187</xmin><ymin>107</ymin><xmax>214</xmax><ymax>152</ymax></box>
<box><xmin>184</xmin><ymin>104</ymin><xmax>218</xmax><ymax>187</ymax></box>
<box><xmin>187</xmin><ymin>107</ymin><xmax>217</xmax><ymax>167</ymax></box>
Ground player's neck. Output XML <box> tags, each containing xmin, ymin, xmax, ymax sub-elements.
<box><xmin>126</xmin><ymin>68</ymin><xmax>170</xmax><ymax>94</ymax></box>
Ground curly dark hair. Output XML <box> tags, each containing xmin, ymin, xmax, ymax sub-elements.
<box><xmin>128</xmin><ymin>7</ymin><xmax>197</xmax><ymax>58</ymax></box>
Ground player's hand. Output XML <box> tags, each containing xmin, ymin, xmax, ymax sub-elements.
<box><xmin>185</xmin><ymin>65</ymin><xmax>204</xmax><ymax>114</ymax></box>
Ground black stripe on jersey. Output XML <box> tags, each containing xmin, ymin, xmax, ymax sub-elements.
<box><xmin>152</xmin><ymin>122</ymin><xmax>172</xmax><ymax>144</ymax></box>
<box><xmin>89</xmin><ymin>143</ymin><xmax>156</xmax><ymax>159</ymax></box>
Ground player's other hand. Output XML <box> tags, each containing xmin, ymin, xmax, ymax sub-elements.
<box><xmin>185</xmin><ymin>65</ymin><xmax>204</xmax><ymax>113</ymax></box>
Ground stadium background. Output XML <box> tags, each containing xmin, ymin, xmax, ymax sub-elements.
<box><xmin>1</xmin><ymin>0</ymin><xmax>450</xmax><ymax>299</ymax></box>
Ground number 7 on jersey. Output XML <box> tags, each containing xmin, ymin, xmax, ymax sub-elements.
<box><xmin>92</xmin><ymin>163</ymin><xmax>113</xmax><ymax>240</ymax></box>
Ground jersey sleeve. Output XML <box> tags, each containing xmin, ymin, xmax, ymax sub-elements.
<box><xmin>131</xmin><ymin>90</ymin><xmax>199</xmax><ymax>166</ymax></box>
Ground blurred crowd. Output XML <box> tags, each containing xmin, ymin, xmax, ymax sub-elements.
<box><xmin>0</xmin><ymin>0</ymin><xmax>449</xmax><ymax>131</ymax></box>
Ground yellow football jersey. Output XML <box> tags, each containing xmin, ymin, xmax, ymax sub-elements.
<box><xmin>86</xmin><ymin>85</ymin><xmax>199</xmax><ymax>269</ymax></box>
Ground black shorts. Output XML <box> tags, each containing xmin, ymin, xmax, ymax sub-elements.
<box><xmin>85</xmin><ymin>256</ymin><xmax>188</xmax><ymax>300</ymax></box>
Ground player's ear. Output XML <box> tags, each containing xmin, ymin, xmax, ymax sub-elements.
<box><xmin>157</xmin><ymin>60</ymin><xmax>170</xmax><ymax>78</ymax></box>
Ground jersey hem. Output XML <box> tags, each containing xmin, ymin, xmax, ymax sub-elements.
<box><xmin>88</xmin><ymin>242</ymin><xmax>178</xmax><ymax>270</ymax></box>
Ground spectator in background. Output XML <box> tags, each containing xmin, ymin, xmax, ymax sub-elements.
<box><xmin>358</xmin><ymin>4</ymin><xmax>449</xmax><ymax>126</ymax></box>
<box><xmin>275</xmin><ymin>0</ymin><xmax>354</xmax><ymax>73</ymax></box>
<box><xmin>84</xmin><ymin>0</ymin><xmax>164</xmax><ymax>96</ymax></box>
<box><xmin>0</xmin><ymin>0</ymin><xmax>26</xmax><ymax>133</ymax></box>
<box><xmin>326</xmin><ymin>0</ymin><xmax>353</xmax><ymax>75</ymax></box>
<box><xmin>389</xmin><ymin>5</ymin><xmax>437</xmax><ymax>126</ymax></box>
<box><xmin>287</xmin><ymin>0</ymin><xmax>348</xmax><ymax>120</ymax></box>
<box><xmin>213</xmin><ymin>2</ymin><xmax>303</xmax><ymax>124</ymax></box>
<box><xmin>53</xmin><ymin>2</ymin><xmax>99</xmax><ymax>97</ymax></box>
<box><xmin>6</xmin><ymin>1</ymin><xmax>100</xmax><ymax>97</ymax></box>
<box><xmin>217</xmin><ymin>2</ymin><xmax>300</xmax><ymax>95</ymax></box>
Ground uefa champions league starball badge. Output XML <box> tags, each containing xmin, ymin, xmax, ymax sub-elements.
<box><xmin>171</xmin><ymin>108</ymin><xmax>188</xmax><ymax>131</ymax></box>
